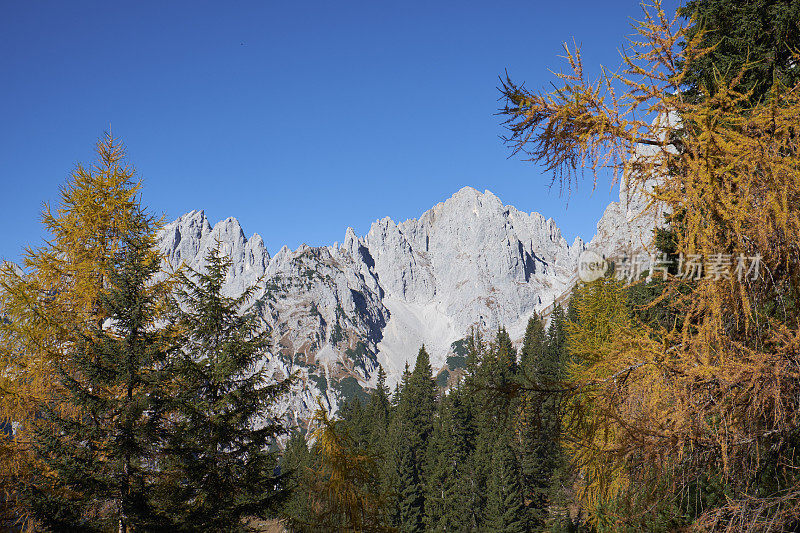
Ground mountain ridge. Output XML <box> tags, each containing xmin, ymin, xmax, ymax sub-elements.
<box><xmin>157</xmin><ymin>184</ymin><xmax>656</xmax><ymax>422</ymax></box>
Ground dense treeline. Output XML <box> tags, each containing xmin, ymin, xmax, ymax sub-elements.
<box><xmin>281</xmin><ymin>310</ymin><xmax>579</xmax><ymax>532</ymax></box>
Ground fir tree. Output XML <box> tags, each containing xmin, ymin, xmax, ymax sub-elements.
<box><xmin>0</xmin><ymin>134</ymin><xmax>152</xmax><ymax>521</ymax></box>
<box><xmin>281</xmin><ymin>431</ymin><xmax>313</xmax><ymax>528</ymax></box>
<box><xmin>486</xmin><ymin>434</ymin><xmax>526</xmax><ymax>533</ymax></box>
<box><xmin>20</xmin><ymin>223</ymin><xmax>172</xmax><ymax>532</ymax></box>
<box><xmin>679</xmin><ymin>0</ymin><xmax>800</xmax><ymax>104</ymax></box>
<box><xmin>159</xmin><ymin>242</ymin><xmax>293</xmax><ymax>531</ymax></box>
<box><xmin>396</xmin><ymin>436</ymin><xmax>424</xmax><ymax>533</ymax></box>
<box><xmin>423</xmin><ymin>389</ymin><xmax>475</xmax><ymax>532</ymax></box>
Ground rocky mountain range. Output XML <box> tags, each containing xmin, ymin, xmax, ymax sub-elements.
<box><xmin>157</xmin><ymin>182</ymin><xmax>659</xmax><ymax>426</ymax></box>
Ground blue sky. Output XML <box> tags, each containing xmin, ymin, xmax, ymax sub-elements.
<box><xmin>1</xmin><ymin>1</ymin><xmax>682</xmax><ymax>263</ymax></box>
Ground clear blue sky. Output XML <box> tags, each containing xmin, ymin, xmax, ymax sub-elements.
<box><xmin>1</xmin><ymin>0</ymin><xmax>682</xmax><ymax>263</ymax></box>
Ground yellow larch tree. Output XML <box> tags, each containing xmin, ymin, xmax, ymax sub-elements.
<box><xmin>499</xmin><ymin>1</ymin><xmax>800</xmax><ymax>530</ymax></box>
<box><xmin>297</xmin><ymin>402</ymin><xmax>391</xmax><ymax>532</ymax></box>
<box><xmin>0</xmin><ymin>133</ymin><xmax>153</xmax><ymax>517</ymax></box>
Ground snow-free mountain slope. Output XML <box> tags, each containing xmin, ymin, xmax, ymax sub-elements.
<box><xmin>157</xmin><ymin>184</ymin><xmax>653</xmax><ymax>423</ymax></box>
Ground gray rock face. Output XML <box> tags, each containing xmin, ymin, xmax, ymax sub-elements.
<box><xmin>588</xmin><ymin>116</ymin><xmax>674</xmax><ymax>260</ymax></box>
<box><xmin>157</xmin><ymin>184</ymin><xmax>656</xmax><ymax>423</ymax></box>
<box><xmin>360</xmin><ymin>187</ymin><xmax>582</xmax><ymax>374</ymax></box>
<box><xmin>590</xmin><ymin>177</ymin><xmax>662</xmax><ymax>260</ymax></box>
<box><xmin>159</xmin><ymin>210</ymin><xmax>270</xmax><ymax>297</ymax></box>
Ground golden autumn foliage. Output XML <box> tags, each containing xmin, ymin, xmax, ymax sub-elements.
<box><xmin>500</xmin><ymin>1</ymin><xmax>800</xmax><ymax>530</ymax></box>
<box><xmin>0</xmin><ymin>134</ymin><xmax>151</xmax><ymax>509</ymax></box>
<box><xmin>300</xmin><ymin>403</ymin><xmax>391</xmax><ymax>532</ymax></box>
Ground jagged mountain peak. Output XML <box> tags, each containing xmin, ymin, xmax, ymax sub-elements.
<box><xmin>160</xmin><ymin>188</ymin><xmax>583</xmax><ymax>375</ymax></box>
<box><xmin>156</xmin><ymin>184</ymin><xmax>655</xmax><ymax>423</ymax></box>
<box><xmin>158</xmin><ymin>211</ymin><xmax>270</xmax><ymax>296</ymax></box>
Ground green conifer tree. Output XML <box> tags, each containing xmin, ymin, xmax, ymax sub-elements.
<box><xmin>396</xmin><ymin>436</ymin><xmax>424</xmax><ymax>533</ymax></box>
<box><xmin>366</xmin><ymin>365</ymin><xmax>391</xmax><ymax>444</ymax></box>
<box><xmin>20</xmin><ymin>222</ymin><xmax>172</xmax><ymax>533</ymax></box>
<box><xmin>401</xmin><ymin>346</ymin><xmax>436</xmax><ymax>450</ymax></box>
<box><xmin>679</xmin><ymin>0</ymin><xmax>800</xmax><ymax>104</ymax></box>
<box><xmin>486</xmin><ymin>433</ymin><xmax>526</xmax><ymax>533</ymax></box>
<box><xmin>545</xmin><ymin>305</ymin><xmax>567</xmax><ymax>370</ymax></box>
<box><xmin>464</xmin><ymin>327</ymin><xmax>485</xmax><ymax>379</ymax></box>
<box><xmin>281</xmin><ymin>431</ymin><xmax>313</xmax><ymax>527</ymax></box>
<box><xmin>340</xmin><ymin>397</ymin><xmax>371</xmax><ymax>451</ymax></box>
<box><xmin>519</xmin><ymin>310</ymin><xmax>570</xmax><ymax>529</ymax></box>
<box><xmin>391</xmin><ymin>347</ymin><xmax>436</xmax><ymax>532</ymax></box>
<box><xmin>495</xmin><ymin>326</ymin><xmax>518</xmax><ymax>375</ymax></box>
<box><xmin>481</xmin><ymin>328</ymin><xmax>520</xmax><ymax>438</ymax></box>
<box><xmin>159</xmin><ymin>242</ymin><xmax>293</xmax><ymax>532</ymax></box>
<box><xmin>423</xmin><ymin>388</ymin><xmax>475</xmax><ymax>531</ymax></box>
<box><xmin>520</xmin><ymin>314</ymin><xmax>546</xmax><ymax>376</ymax></box>
<box><xmin>393</xmin><ymin>362</ymin><xmax>411</xmax><ymax>407</ymax></box>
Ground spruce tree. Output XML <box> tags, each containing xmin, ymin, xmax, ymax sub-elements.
<box><xmin>423</xmin><ymin>395</ymin><xmax>452</xmax><ymax>530</ymax></box>
<box><xmin>366</xmin><ymin>365</ymin><xmax>391</xmax><ymax>445</ymax></box>
<box><xmin>393</xmin><ymin>362</ymin><xmax>411</xmax><ymax>407</ymax></box>
<box><xmin>482</xmin><ymin>328</ymin><xmax>520</xmax><ymax>438</ymax></box>
<box><xmin>544</xmin><ymin>305</ymin><xmax>567</xmax><ymax>372</ymax></box>
<box><xmin>518</xmin><ymin>310</ymin><xmax>568</xmax><ymax>529</ymax></box>
<box><xmin>464</xmin><ymin>327</ymin><xmax>484</xmax><ymax>378</ymax></box>
<box><xmin>460</xmin><ymin>333</ymin><xmax>494</xmax><ymax>528</ymax></box>
<box><xmin>519</xmin><ymin>315</ymin><xmax>547</xmax><ymax>528</ymax></box>
<box><xmin>364</xmin><ymin>365</ymin><xmax>396</xmax><ymax>524</ymax></box>
<box><xmin>386</xmin><ymin>364</ymin><xmax>409</xmax><ymax>528</ymax></box>
<box><xmin>20</xmin><ymin>223</ymin><xmax>172</xmax><ymax>532</ymax></box>
<box><xmin>679</xmin><ymin>0</ymin><xmax>800</xmax><ymax>104</ymax></box>
<box><xmin>520</xmin><ymin>314</ymin><xmax>546</xmax><ymax>376</ymax></box>
<box><xmin>486</xmin><ymin>434</ymin><xmax>526</xmax><ymax>533</ymax></box>
<box><xmin>281</xmin><ymin>431</ymin><xmax>313</xmax><ymax>527</ymax></box>
<box><xmin>159</xmin><ymin>242</ymin><xmax>293</xmax><ymax>531</ymax></box>
<box><xmin>495</xmin><ymin>326</ymin><xmax>518</xmax><ymax>375</ymax></box>
<box><xmin>423</xmin><ymin>389</ymin><xmax>475</xmax><ymax>532</ymax></box>
<box><xmin>396</xmin><ymin>436</ymin><xmax>424</xmax><ymax>533</ymax></box>
<box><xmin>390</xmin><ymin>347</ymin><xmax>436</xmax><ymax>532</ymax></box>
<box><xmin>340</xmin><ymin>397</ymin><xmax>370</xmax><ymax>450</ymax></box>
<box><xmin>402</xmin><ymin>346</ymin><xmax>436</xmax><ymax>449</ymax></box>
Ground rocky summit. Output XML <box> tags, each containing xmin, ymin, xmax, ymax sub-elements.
<box><xmin>157</xmin><ymin>184</ymin><xmax>656</xmax><ymax>425</ymax></box>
